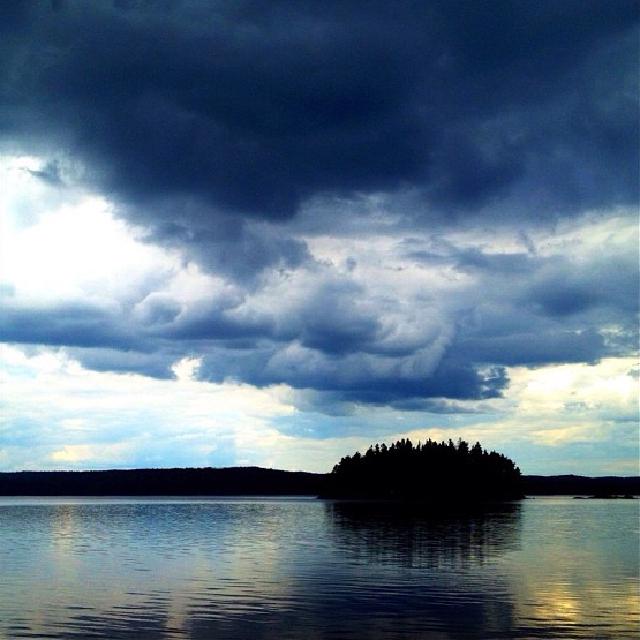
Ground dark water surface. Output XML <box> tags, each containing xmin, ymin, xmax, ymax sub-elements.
<box><xmin>0</xmin><ymin>496</ymin><xmax>637</xmax><ymax>639</ymax></box>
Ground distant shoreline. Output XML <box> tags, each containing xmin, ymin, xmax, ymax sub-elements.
<box><xmin>0</xmin><ymin>467</ymin><xmax>637</xmax><ymax>497</ymax></box>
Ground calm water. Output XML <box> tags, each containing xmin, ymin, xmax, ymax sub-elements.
<box><xmin>0</xmin><ymin>497</ymin><xmax>637</xmax><ymax>639</ymax></box>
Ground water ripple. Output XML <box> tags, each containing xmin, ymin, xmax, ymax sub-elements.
<box><xmin>0</xmin><ymin>497</ymin><xmax>637</xmax><ymax>639</ymax></box>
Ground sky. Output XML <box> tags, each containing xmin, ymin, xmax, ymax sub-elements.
<box><xmin>0</xmin><ymin>1</ymin><xmax>638</xmax><ymax>475</ymax></box>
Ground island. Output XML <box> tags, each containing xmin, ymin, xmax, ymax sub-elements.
<box><xmin>321</xmin><ymin>438</ymin><xmax>523</xmax><ymax>501</ymax></box>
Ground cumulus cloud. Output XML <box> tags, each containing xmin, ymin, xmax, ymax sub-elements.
<box><xmin>0</xmin><ymin>345</ymin><xmax>297</xmax><ymax>470</ymax></box>
<box><xmin>0</xmin><ymin>2</ymin><xmax>637</xmax><ymax>470</ymax></box>
<box><xmin>0</xmin><ymin>344</ymin><xmax>635</xmax><ymax>473</ymax></box>
<box><xmin>1</xmin><ymin>1</ymin><xmax>636</xmax><ymax>224</ymax></box>
<box><xmin>2</xmin><ymin>189</ymin><xmax>635</xmax><ymax>409</ymax></box>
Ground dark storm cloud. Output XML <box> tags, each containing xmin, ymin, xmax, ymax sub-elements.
<box><xmin>442</xmin><ymin>243</ymin><xmax>639</xmax><ymax>367</ymax></box>
<box><xmin>1</xmin><ymin>0</ymin><xmax>637</xmax><ymax>224</ymax></box>
<box><xmin>450</xmin><ymin>329</ymin><xmax>606</xmax><ymax>366</ymax></box>
<box><xmin>387</xmin><ymin>398</ymin><xmax>489</xmax><ymax>414</ymax></box>
<box><xmin>144</xmin><ymin>218</ymin><xmax>311</xmax><ymax>284</ymax></box>
<box><xmin>525</xmin><ymin>254</ymin><xmax>640</xmax><ymax>319</ymax></box>
<box><xmin>2</xmin><ymin>1</ymin><xmax>638</xmax><ymax>413</ymax></box>
<box><xmin>164</xmin><ymin>313</ymin><xmax>271</xmax><ymax>342</ymax></box>
<box><xmin>2</xmin><ymin>218</ymin><xmax>636</xmax><ymax>408</ymax></box>
<box><xmin>194</xmin><ymin>345</ymin><xmax>509</xmax><ymax>405</ymax></box>
<box><xmin>66</xmin><ymin>346</ymin><xmax>176</xmax><ymax>379</ymax></box>
<box><xmin>273</xmin><ymin>279</ymin><xmax>381</xmax><ymax>355</ymax></box>
<box><xmin>25</xmin><ymin>159</ymin><xmax>64</xmax><ymax>186</ymax></box>
<box><xmin>0</xmin><ymin>304</ymin><xmax>140</xmax><ymax>350</ymax></box>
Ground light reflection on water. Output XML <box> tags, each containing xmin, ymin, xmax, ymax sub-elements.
<box><xmin>0</xmin><ymin>496</ymin><xmax>637</xmax><ymax>639</ymax></box>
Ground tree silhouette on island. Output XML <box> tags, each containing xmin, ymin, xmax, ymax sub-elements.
<box><xmin>322</xmin><ymin>438</ymin><xmax>523</xmax><ymax>501</ymax></box>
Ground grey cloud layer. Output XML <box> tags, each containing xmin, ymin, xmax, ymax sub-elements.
<box><xmin>2</xmin><ymin>0</ymin><xmax>637</xmax><ymax>222</ymax></box>
<box><xmin>2</xmin><ymin>224</ymin><xmax>636</xmax><ymax>410</ymax></box>
<box><xmin>1</xmin><ymin>1</ymin><xmax>638</xmax><ymax>413</ymax></box>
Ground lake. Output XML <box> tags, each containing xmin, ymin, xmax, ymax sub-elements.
<box><xmin>0</xmin><ymin>496</ymin><xmax>637</xmax><ymax>639</ymax></box>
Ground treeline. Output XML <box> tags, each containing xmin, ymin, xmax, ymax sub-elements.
<box><xmin>0</xmin><ymin>463</ymin><xmax>637</xmax><ymax>497</ymax></box>
<box><xmin>323</xmin><ymin>438</ymin><xmax>523</xmax><ymax>501</ymax></box>
<box><xmin>524</xmin><ymin>475</ymin><xmax>640</xmax><ymax>497</ymax></box>
<box><xmin>0</xmin><ymin>467</ymin><xmax>324</xmax><ymax>496</ymax></box>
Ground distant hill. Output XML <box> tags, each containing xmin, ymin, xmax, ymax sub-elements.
<box><xmin>523</xmin><ymin>474</ymin><xmax>640</xmax><ymax>496</ymax></box>
<box><xmin>0</xmin><ymin>467</ymin><xmax>324</xmax><ymax>496</ymax></box>
<box><xmin>0</xmin><ymin>466</ymin><xmax>637</xmax><ymax>497</ymax></box>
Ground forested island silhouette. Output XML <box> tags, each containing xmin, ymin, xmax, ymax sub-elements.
<box><xmin>322</xmin><ymin>438</ymin><xmax>523</xmax><ymax>501</ymax></box>
<box><xmin>0</xmin><ymin>438</ymin><xmax>637</xmax><ymax>497</ymax></box>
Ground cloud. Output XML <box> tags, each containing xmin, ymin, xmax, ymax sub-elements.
<box><xmin>0</xmin><ymin>345</ymin><xmax>297</xmax><ymax>470</ymax></box>
<box><xmin>0</xmin><ymin>1</ymin><xmax>636</xmax><ymax>227</ymax></box>
<box><xmin>0</xmin><ymin>343</ymin><xmax>636</xmax><ymax>473</ymax></box>
<box><xmin>144</xmin><ymin>217</ymin><xmax>312</xmax><ymax>285</ymax></box>
<box><xmin>1</xmin><ymin>181</ymin><xmax>637</xmax><ymax>409</ymax></box>
<box><xmin>450</xmin><ymin>330</ymin><xmax>606</xmax><ymax>366</ymax></box>
<box><xmin>0</xmin><ymin>3</ymin><xmax>637</xmax><ymax>471</ymax></box>
<box><xmin>0</xmin><ymin>303</ymin><xmax>139</xmax><ymax>349</ymax></box>
<box><xmin>50</xmin><ymin>443</ymin><xmax>129</xmax><ymax>464</ymax></box>
<box><xmin>25</xmin><ymin>159</ymin><xmax>64</xmax><ymax>186</ymax></box>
